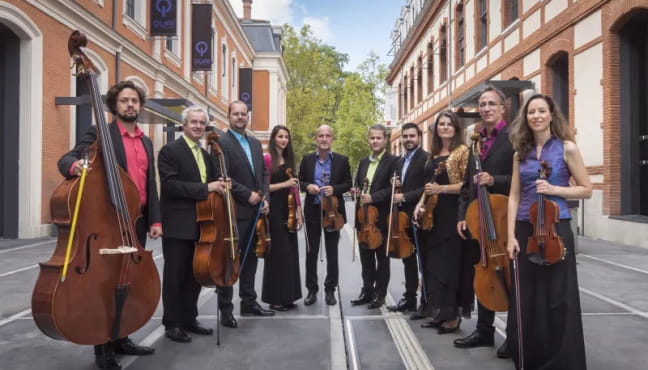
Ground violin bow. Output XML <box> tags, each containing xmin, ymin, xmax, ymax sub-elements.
<box><xmin>513</xmin><ymin>256</ymin><xmax>525</xmax><ymax>369</ymax></box>
<box><xmin>385</xmin><ymin>171</ymin><xmax>398</xmax><ymax>257</ymax></box>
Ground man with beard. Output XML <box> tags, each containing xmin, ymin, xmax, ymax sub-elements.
<box><xmin>350</xmin><ymin>124</ymin><xmax>398</xmax><ymax>309</ymax></box>
<box><xmin>216</xmin><ymin>100</ymin><xmax>274</xmax><ymax>323</ymax></box>
<box><xmin>386</xmin><ymin>123</ymin><xmax>428</xmax><ymax>317</ymax></box>
<box><xmin>58</xmin><ymin>80</ymin><xmax>161</xmax><ymax>370</ymax></box>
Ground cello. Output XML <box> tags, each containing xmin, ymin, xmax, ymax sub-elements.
<box><xmin>31</xmin><ymin>31</ymin><xmax>160</xmax><ymax>345</ymax></box>
<box><xmin>357</xmin><ymin>178</ymin><xmax>382</xmax><ymax>250</ymax></box>
<box><xmin>465</xmin><ymin>133</ymin><xmax>511</xmax><ymax>312</ymax></box>
<box><xmin>193</xmin><ymin>132</ymin><xmax>240</xmax><ymax>287</ymax></box>
<box><xmin>527</xmin><ymin>161</ymin><xmax>566</xmax><ymax>265</ymax></box>
<box><xmin>386</xmin><ymin>172</ymin><xmax>414</xmax><ymax>259</ymax></box>
<box><xmin>418</xmin><ymin>161</ymin><xmax>446</xmax><ymax>231</ymax></box>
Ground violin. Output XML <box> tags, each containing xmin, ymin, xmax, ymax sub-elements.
<box><xmin>418</xmin><ymin>161</ymin><xmax>446</xmax><ymax>231</ymax></box>
<box><xmin>386</xmin><ymin>172</ymin><xmax>414</xmax><ymax>259</ymax></box>
<box><xmin>465</xmin><ymin>133</ymin><xmax>510</xmax><ymax>312</ymax></box>
<box><xmin>194</xmin><ymin>132</ymin><xmax>240</xmax><ymax>287</ymax></box>
<box><xmin>32</xmin><ymin>31</ymin><xmax>160</xmax><ymax>345</ymax></box>
<box><xmin>527</xmin><ymin>161</ymin><xmax>566</xmax><ymax>265</ymax></box>
<box><xmin>357</xmin><ymin>178</ymin><xmax>382</xmax><ymax>250</ymax></box>
<box><xmin>320</xmin><ymin>172</ymin><xmax>345</xmax><ymax>232</ymax></box>
<box><xmin>286</xmin><ymin>168</ymin><xmax>298</xmax><ymax>233</ymax></box>
<box><xmin>255</xmin><ymin>197</ymin><xmax>271</xmax><ymax>258</ymax></box>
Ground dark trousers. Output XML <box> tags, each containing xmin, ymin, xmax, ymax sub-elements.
<box><xmin>305</xmin><ymin>205</ymin><xmax>339</xmax><ymax>293</ymax></box>
<box><xmin>400</xmin><ymin>226</ymin><xmax>423</xmax><ymax>303</ymax></box>
<box><xmin>358</xmin><ymin>241</ymin><xmax>390</xmax><ymax>297</ymax></box>
<box><xmin>476</xmin><ymin>300</ymin><xmax>496</xmax><ymax>334</ymax></box>
<box><xmin>161</xmin><ymin>238</ymin><xmax>202</xmax><ymax>328</ymax></box>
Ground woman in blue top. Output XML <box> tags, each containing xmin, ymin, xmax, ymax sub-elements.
<box><xmin>506</xmin><ymin>94</ymin><xmax>592</xmax><ymax>370</ymax></box>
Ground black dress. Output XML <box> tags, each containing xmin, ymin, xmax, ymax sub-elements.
<box><xmin>262</xmin><ymin>164</ymin><xmax>303</xmax><ymax>305</ymax></box>
<box><xmin>423</xmin><ymin>156</ymin><xmax>473</xmax><ymax>320</ymax></box>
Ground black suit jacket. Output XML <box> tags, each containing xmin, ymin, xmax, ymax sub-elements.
<box><xmin>395</xmin><ymin>147</ymin><xmax>428</xmax><ymax>215</ymax></box>
<box><xmin>354</xmin><ymin>153</ymin><xmax>398</xmax><ymax>229</ymax></box>
<box><xmin>157</xmin><ymin>136</ymin><xmax>220</xmax><ymax>240</ymax></box>
<box><xmin>299</xmin><ymin>152</ymin><xmax>352</xmax><ymax>223</ymax></box>
<box><xmin>217</xmin><ymin>129</ymin><xmax>269</xmax><ymax>221</ymax></box>
<box><xmin>457</xmin><ymin>124</ymin><xmax>514</xmax><ymax>221</ymax></box>
<box><xmin>57</xmin><ymin>121</ymin><xmax>161</xmax><ymax>228</ymax></box>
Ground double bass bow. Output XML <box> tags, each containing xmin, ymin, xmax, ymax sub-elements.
<box><xmin>418</xmin><ymin>161</ymin><xmax>446</xmax><ymax>231</ymax></box>
<box><xmin>193</xmin><ymin>132</ymin><xmax>240</xmax><ymax>287</ymax></box>
<box><xmin>527</xmin><ymin>161</ymin><xmax>566</xmax><ymax>265</ymax></box>
<box><xmin>465</xmin><ymin>132</ymin><xmax>511</xmax><ymax>312</ymax></box>
<box><xmin>386</xmin><ymin>172</ymin><xmax>414</xmax><ymax>259</ymax></box>
<box><xmin>32</xmin><ymin>30</ymin><xmax>160</xmax><ymax>345</ymax></box>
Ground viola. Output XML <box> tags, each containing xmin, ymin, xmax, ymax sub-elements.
<box><xmin>357</xmin><ymin>178</ymin><xmax>382</xmax><ymax>250</ymax></box>
<box><xmin>193</xmin><ymin>132</ymin><xmax>240</xmax><ymax>287</ymax></box>
<box><xmin>320</xmin><ymin>172</ymin><xmax>344</xmax><ymax>232</ymax></box>
<box><xmin>32</xmin><ymin>31</ymin><xmax>160</xmax><ymax>345</ymax></box>
<box><xmin>465</xmin><ymin>133</ymin><xmax>510</xmax><ymax>312</ymax></box>
<box><xmin>286</xmin><ymin>168</ymin><xmax>299</xmax><ymax>233</ymax></box>
<box><xmin>386</xmin><ymin>172</ymin><xmax>414</xmax><ymax>259</ymax></box>
<box><xmin>255</xmin><ymin>198</ymin><xmax>271</xmax><ymax>258</ymax></box>
<box><xmin>527</xmin><ymin>161</ymin><xmax>566</xmax><ymax>265</ymax></box>
<box><xmin>418</xmin><ymin>161</ymin><xmax>446</xmax><ymax>231</ymax></box>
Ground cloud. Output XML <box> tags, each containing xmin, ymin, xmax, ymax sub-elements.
<box><xmin>228</xmin><ymin>0</ymin><xmax>294</xmax><ymax>24</ymax></box>
<box><xmin>303</xmin><ymin>16</ymin><xmax>333</xmax><ymax>42</ymax></box>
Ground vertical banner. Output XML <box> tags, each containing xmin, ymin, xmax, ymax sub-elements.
<box><xmin>239</xmin><ymin>68</ymin><xmax>253</xmax><ymax>112</ymax></box>
<box><xmin>150</xmin><ymin>0</ymin><xmax>177</xmax><ymax>36</ymax></box>
<box><xmin>191</xmin><ymin>3</ymin><xmax>212</xmax><ymax>71</ymax></box>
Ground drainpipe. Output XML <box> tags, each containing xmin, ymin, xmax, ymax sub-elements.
<box><xmin>447</xmin><ymin>0</ymin><xmax>453</xmax><ymax>108</ymax></box>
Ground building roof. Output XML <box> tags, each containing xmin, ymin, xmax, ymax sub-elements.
<box><xmin>240</xmin><ymin>20</ymin><xmax>281</xmax><ymax>53</ymax></box>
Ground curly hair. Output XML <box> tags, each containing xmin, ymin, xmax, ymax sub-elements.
<box><xmin>269</xmin><ymin>125</ymin><xmax>295</xmax><ymax>173</ymax></box>
<box><xmin>429</xmin><ymin>110</ymin><xmax>465</xmax><ymax>158</ymax></box>
<box><xmin>105</xmin><ymin>80</ymin><xmax>146</xmax><ymax>115</ymax></box>
<box><xmin>509</xmin><ymin>94</ymin><xmax>574</xmax><ymax>160</ymax></box>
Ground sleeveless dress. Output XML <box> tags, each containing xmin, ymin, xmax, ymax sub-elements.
<box><xmin>261</xmin><ymin>164</ymin><xmax>303</xmax><ymax>305</ymax></box>
<box><xmin>506</xmin><ymin>137</ymin><xmax>587</xmax><ymax>369</ymax></box>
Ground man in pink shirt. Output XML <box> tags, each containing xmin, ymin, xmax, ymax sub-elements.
<box><xmin>57</xmin><ymin>80</ymin><xmax>162</xmax><ymax>370</ymax></box>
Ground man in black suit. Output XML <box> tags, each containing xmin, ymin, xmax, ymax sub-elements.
<box><xmin>57</xmin><ymin>81</ymin><xmax>160</xmax><ymax>370</ymax></box>
<box><xmin>454</xmin><ymin>85</ymin><xmax>514</xmax><ymax>359</ymax></box>
<box><xmin>158</xmin><ymin>106</ymin><xmax>227</xmax><ymax>342</ymax></box>
<box><xmin>386</xmin><ymin>122</ymin><xmax>428</xmax><ymax>316</ymax></box>
<box><xmin>299</xmin><ymin>125</ymin><xmax>352</xmax><ymax>306</ymax></box>
<box><xmin>216</xmin><ymin>100</ymin><xmax>274</xmax><ymax>319</ymax></box>
<box><xmin>351</xmin><ymin>124</ymin><xmax>398</xmax><ymax>309</ymax></box>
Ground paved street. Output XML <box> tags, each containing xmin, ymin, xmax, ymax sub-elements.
<box><xmin>1</xmin><ymin>202</ymin><xmax>648</xmax><ymax>369</ymax></box>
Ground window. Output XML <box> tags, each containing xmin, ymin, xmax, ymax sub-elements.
<box><xmin>403</xmin><ymin>76</ymin><xmax>409</xmax><ymax>114</ymax></box>
<box><xmin>416</xmin><ymin>57</ymin><xmax>423</xmax><ymax>103</ymax></box>
<box><xmin>123</xmin><ymin>0</ymin><xmax>146</xmax><ymax>39</ymax></box>
<box><xmin>426</xmin><ymin>41</ymin><xmax>434</xmax><ymax>95</ymax></box>
<box><xmin>456</xmin><ymin>2</ymin><xmax>465</xmax><ymax>69</ymax></box>
<box><xmin>221</xmin><ymin>42</ymin><xmax>229</xmax><ymax>100</ymax></box>
<box><xmin>231</xmin><ymin>57</ymin><xmax>236</xmax><ymax>88</ymax></box>
<box><xmin>125</xmin><ymin>0</ymin><xmax>134</xmax><ymax>18</ymax></box>
<box><xmin>477</xmin><ymin>0</ymin><xmax>488</xmax><ymax>51</ymax></box>
<box><xmin>504</xmin><ymin>1</ymin><xmax>519</xmax><ymax>27</ymax></box>
<box><xmin>409</xmin><ymin>66</ymin><xmax>415</xmax><ymax>110</ymax></box>
<box><xmin>439</xmin><ymin>26</ymin><xmax>448</xmax><ymax>83</ymax></box>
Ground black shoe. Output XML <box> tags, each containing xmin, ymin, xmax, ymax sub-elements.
<box><xmin>113</xmin><ymin>338</ymin><xmax>155</xmax><ymax>356</ymax></box>
<box><xmin>350</xmin><ymin>289</ymin><xmax>374</xmax><ymax>306</ymax></box>
<box><xmin>420</xmin><ymin>320</ymin><xmax>445</xmax><ymax>329</ymax></box>
<box><xmin>241</xmin><ymin>301</ymin><xmax>276</xmax><ymax>316</ymax></box>
<box><xmin>453</xmin><ymin>330</ymin><xmax>494</xmax><ymax>348</ymax></box>
<box><xmin>304</xmin><ymin>291</ymin><xmax>317</xmax><ymax>306</ymax></box>
<box><xmin>367</xmin><ymin>297</ymin><xmax>385</xmax><ymax>309</ymax></box>
<box><xmin>497</xmin><ymin>340</ymin><xmax>512</xmax><ymax>359</ymax></box>
<box><xmin>409</xmin><ymin>310</ymin><xmax>427</xmax><ymax>320</ymax></box>
<box><xmin>437</xmin><ymin>318</ymin><xmax>462</xmax><ymax>335</ymax></box>
<box><xmin>164</xmin><ymin>327</ymin><xmax>191</xmax><ymax>343</ymax></box>
<box><xmin>183</xmin><ymin>321</ymin><xmax>213</xmax><ymax>335</ymax></box>
<box><xmin>283</xmin><ymin>303</ymin><xmax>297</xmax><ymax>310</ymax></box>
<box><xmin>221</xmin><ymin>313</ymin><xmax>238</xmax><ymax>328</ymax></box>
<box><xmin>325</xmin><ymin>290</ymin><xmax>337</xmax><ymax>305</ymax></box>
<box><xmin>95</xmin><ymin>351</ymin><xmax>121</xmax><ymax>370</ymax></box>
<box><xmin>270</xmin><ymin>304</ymin><xmax>289</xmax><ymax>312</ymax></box>
<box><xmin>387</xmin><ymin>297</ymin><xmax>416</xmax><ymax>312</ymax></box>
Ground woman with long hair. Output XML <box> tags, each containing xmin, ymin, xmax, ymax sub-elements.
<box><xmin>261</xmin><ymin>125</ymin><xmax>303</xmax><ymax>311</ymax></box>
<box><xmin>506</xmin><ymin>94</ymin><xmax>590</xmax><ymax>369</ymax></box>
<box><xmin>414</xmin><ymin>110</ymin><xmax>471</xmax><ymax>333</ymax></box>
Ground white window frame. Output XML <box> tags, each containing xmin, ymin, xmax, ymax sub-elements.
<box><xmin>123</xmin><ymin>0</ymin><xmax>147</xmax><ymax>40</ymax></box>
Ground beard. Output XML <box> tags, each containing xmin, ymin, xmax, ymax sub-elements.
<box><xmin>118</xmin><ymin>111</ymin><xmax>139</xmax><ymax>123</ymax></box>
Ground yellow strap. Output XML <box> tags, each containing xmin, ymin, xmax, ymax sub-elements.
<box><xmin>61</xmin><ymin>158</ymin><xmax>88</xmax><ymax>282</ymax></box>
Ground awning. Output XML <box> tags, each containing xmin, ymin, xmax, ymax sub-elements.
<box><xmin>451</xmin><ymin>79</ymin><xmax>535</xmax><ymax>108</ymax></box>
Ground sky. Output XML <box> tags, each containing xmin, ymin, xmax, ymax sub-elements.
<box><xmin>228</xmin><ymin>0</ymin><xmax>406</xmax><ymax>71</ymax></box>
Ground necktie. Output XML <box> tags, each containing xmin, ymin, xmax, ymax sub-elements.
<box><xmin>193</xmin><ymin>144</ymin><xmax>207</xmax><ymax>183</ymax></box>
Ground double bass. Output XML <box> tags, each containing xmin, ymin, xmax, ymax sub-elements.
<box><xmin>527</xmin><ymin>161</ymin><xmax>566</xmax><ymax>265</ymax></box>
<box><xmin>386</xmin><ymin>172</ymin><xmax>414</xmax><ymax>259</ymax></box>
<box><xmin>31</xmin><ymin>31</ymin><xmax>160</xmax><ymax>345</ymax></box>
<box><xmin>193</xmin><ymin>132</ymin><xmax>240</xmax><ymax>287</ymax></box>
<box><xmin>357</xmin><ymin>178</ymin><xmax>382</xmax><ymax>250</ymax></box>
<box><xmin>465</xmin><ymin>133</ymin><xmax>510</xmax><ymax>312</ymax></box>
<box><xmin>418</xmin><ymin>161</ymin><xmax>446</xmax><ymax>231</ymax></box>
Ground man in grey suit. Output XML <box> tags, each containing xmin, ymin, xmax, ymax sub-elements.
<box><xmin>216</xmin><ymin>101</ymin><xmax>274</xmax><ymax>322</ymax></box>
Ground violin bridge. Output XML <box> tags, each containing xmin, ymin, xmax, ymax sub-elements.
<box><xmin>99</xmin><ymin>246</ymin><xmax>138</xmax><ymax>255</ymax></box>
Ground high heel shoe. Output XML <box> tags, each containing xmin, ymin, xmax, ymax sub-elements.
<box><xmin>437</xmin><ymin>317</ymin><xmax>461</xmax><ymax>334</ymax></box>
<box><xmin>420</xmin><ymin>320</ymin><xmax>445</xmax><ymax>329</ymax></box>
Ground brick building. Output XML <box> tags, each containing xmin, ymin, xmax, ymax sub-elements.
<box><xmin>0</xmin><ymin>0</ymin><xmax>286</xmax><ymax>238</ymax></box>
<box><xmin>386</xmin><ymin>0</ymin><xmax>648</xmax><ymax>247</ymax></box>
